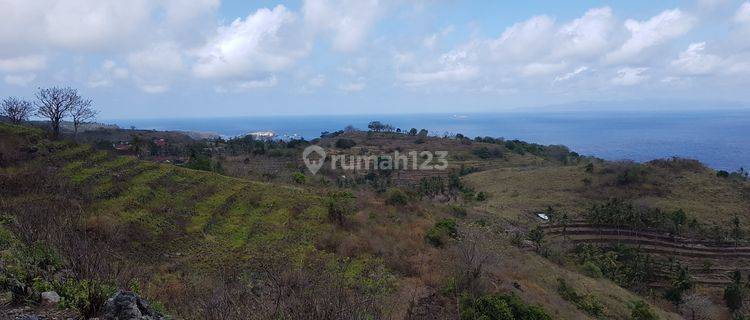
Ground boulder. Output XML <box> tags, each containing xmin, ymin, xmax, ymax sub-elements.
<box><xmin>40</xmin><ymin>291</ymin><xmax>60</xmax><ymax>306</ymax></box>
<box><xmin>102</xmin><ymin>291</ymin><xmax>164</xmax><ymax>320</ymax></box>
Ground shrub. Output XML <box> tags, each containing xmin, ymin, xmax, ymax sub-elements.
<box><xmin>556</xmin><ymin>278</ymin><xmax>604</xmax><ymax>316</ymax></box>
<box><xmin>616</xmin><ymin>165</ymin><xmax>647</xmax><ymax>185</ymax></box>
<box><xmin>335</xmin><ymin>138</ymin><xmax>356</xmax><ymax>149</ymax></box>
<box><xmin>527</xmin><ymin>226</ymin><xmax>545</xmax><ymax>252</ymax></box>
<box><xmin>460</xmin><ymin>292</ymin><xmax>551</xmax><ymax>320</ymax></box>
<box><xmin>56</xmin><ymin>279</ymin><xmax>116</xmax><ymax>318</ymax></box>
<box><xmin>475</xmin><ymin>191</ymin><xmax>488</xmax><ymax>201</ymax></box>
<box><xmin>326</xmin><ymin>191</ymin><xmax>356</xmax><ymax>226</ymax></box>
<box><xmin>573</xmin><ymin>244</ymin><xmax>657</xmax><ymax>289</ymax></box>
<box><xmin>717</xmin><ymin>170</ymin><xmax>730</xmax><ymax>178</ymax></box>
<box><xmin>449</xmin><ymin>205</ymin><xmax>467</xmax><ymax>218</ymax></box>
<box><xmin>472</xmin><ymin>146</ymin><xmax>503</xmax><ymax>159</ymax></box>
<box><xmin>425</xmin><ymin>219</ymin><xmax>458</xmax><ymax>247</ymax></box>
<box><xmin>724</xmin><ymin>270</ymin><xmax>745</xmax><ymax>312</ymax></box>
<box><xmin>582</xmin><ymin>261</ymin><xmax>603</xmax><ymax>279</ymax></box>
<box><xmin>291</xmin><ymin>172</ymin><xmax>306</xmax><ymax>184</ymax></box>
<box><xmin>585</xmin><ymin>163</ymin><xmax>594</xmax><ymax>172</ymax></box>
<box><xmin>385</xmin><ymin>188</ymin><xmax>409</xmax><ymax>206</ymax></box>
<box><xmin>628</xmin><ymin>300</ymin><xmax>659</xmax><ymax>320</ymax></box>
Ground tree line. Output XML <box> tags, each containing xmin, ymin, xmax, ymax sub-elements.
<box><xmin>1</xmin><ymin>87</ymin><xmax>97</xmax><ymax>139</ymax></box>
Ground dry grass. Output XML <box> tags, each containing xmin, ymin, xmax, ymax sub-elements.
<box><xmin>465</xmin><ymin>163</ymin><xmax>750</xmax><ymax>225</ymax></box>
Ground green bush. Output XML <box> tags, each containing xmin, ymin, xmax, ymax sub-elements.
<box><xmin>556</xmin><ymin>278</ymin><xmax>604</xmax><ymax>316</ymax></box>
<box><xmin>581</xmin><ymin>261</ymin><xmax>603</xmax><ymax>279</ymax></box>
<box><xmin>291</xmin><ymin>172</ymin><xmax>306</xmax><ymax>184</ymax></box>
<box><xmin>475</xmin><ymin>191</ymin><xmax>488</xmax><ymax>201</ymax></box>
<box><xmin>460</xmin><ymin>292</ymin><xmax>551</xmax><ymax>320</ymax></box>
<box><xmin>628</xmin><ymin>300</ymin><xmax>659</xmax><ymax>320</ymax></box>
<box><xmin>385</xmin><ymin>188</ymin><xmax>409</xmax><ymax>206</ymax></box>
<box><xmin>335</xmin><ymin>138</ymin><xmax>356</xmax><ymax>149</ymax></box>
<box><xmin>56</xmin><ymin>279</ymin><xmax>116</xmax><ymax>318</ymax></box>
<box><xmin>472</xmin><ymin>147</ymin><xmax>503</xmax><ymax>159</ymax></box>
<box><xmin>425</xmin><ymin>219</ymin><xmax>458</xmax><ymax>247</ymax></box>
<box><xmin>573</xmin><ymin>244</ymin><xmax>657</xmax><ymax>289</ymax></box>
<box><xmin>449</xmin><ymin>205</ymin><xmax>467</xmax><ymax>217</ymax></box>
<box><xmin>326</xmin><ymin>191</ymin><xmax>356</xmax><ymax>226</ymax></box>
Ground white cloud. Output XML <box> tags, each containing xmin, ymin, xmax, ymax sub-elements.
<box><xmin>127</xmin><ymin>42</ymin><xmax>185</xmax><ymax>93</ymax></box>
<box><xmin>303</xmin><ymin>0</ymin><xmax>382</xmax><ymax>52</ymax></box>
<box><xmin>4</xmin><ymin>74</ymin><xmax>36</xmax><ymax>86</ymax></box>
<box><xmin>138</xmin><ymin>84</ymin><xmax>169</xmax><ymax>94</ymax></box>
<box><xmin>308</xmin><ymin>74</ymin><xmax>326</xmax><ymax>87</ymax></box>
<box><xmin>423</xmin><ymin>25</ymin><xmax>455</xmax><ymax>49</ymax></box>
<box><xmin>88</xmin><ymin>60</ymin><xmax>129</xmax><ymax>88</ymax></box>
<box><xmin>612</xmin><ymin>67</ymin><xmax>649</xmax><ymax>86</ymax></box>
<box><xmin>555</xmin><ymin>7</ymin><xmax>615</xmax><ymax>59</ymax></box>
<box><xmin>162</xmin><ymin>0</ymin><xmax>220</xmax><ymax>26</ymax></box>
<box><xmin>0</xmin><ymin>55</ymin><xmax>46</xmax><ymax>73</ymax></box>
<box><xmin>339</xmin><ymin>80</ymin><xmax>366</xmax><ymax>92</ymax></box>
<box><xmin>606</xmin><ymin>9</ymin><xmax>696</xmax><ymax>63</ymax></box>
<box><xmin>397</xmin><ymin>47</ymin><xmax>479</xmax><ymax>87</ymax></box>
<box><xmin>236</xmin><ymin>76</ymin><xmax>279</xmax><ymax>89</ymax></box>
<box><xmin>488</xmin><ymin>15</ymin><xmax>555</xmax><ymax>61</ymax></box>
<box><xmin>554</xmin><ymin>66</ymin><xmax>589</xmax><ymax>82</ymax></box>
<box><xmin>735</xmin><ymin>2</ymin><xmax>750</xmax><ymax>24</ymax></box>
<box><xmin>129</xmin><ymin>42</ymin><xmax>185</xmax><ymax>75</ymax></box>
<box><xmin>193</xmin><ymin>5</ymin><xmax>309</xmax><ymax>80</ymax></box>
<box><xmin>520</xmin><ymin>62</ymin><xmax>568</xmax><ymax>77</ymax></box>
<box><xmin>398</xmin><ymin>66</ymin><xmax>479</xmax><ymax>87</ymax></box>
<box><xmin>670</xmin><ymin>42</ymin><xmax>722</xmax><ymax>75</ymax></box>
<box><xmin>216</xmin><ymin>76</ymin><xmax>279</xmax><ymax>93</ymax></box>
<box><xmin>44</xmin><ymin>0</ymin><xmax>153</xmax><ymax>51</ymax></box>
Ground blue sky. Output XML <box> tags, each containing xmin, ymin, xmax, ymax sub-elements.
<box><xmin>1</xmin><ymin>0</ymin><xmax>749</xmax><ymax>118</ymax></box>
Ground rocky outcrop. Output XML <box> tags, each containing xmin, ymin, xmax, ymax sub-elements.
<box><xmin>101</xmin><ymin>291</ymin><xmax>164</xmax><ymax>320</ymax></box>
<box><xmin>40</xmin><ymin>291</ymin><xmax>60</xmax><ymax>306</ymax></box>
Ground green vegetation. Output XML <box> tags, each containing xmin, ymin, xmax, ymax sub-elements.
<box><xmin>4</xmin><ymin>120</ymin><xmax>738</xmax><ymax>318</ymax></box>
<box><xmin>459</xmin><ymin>292</ymin><xmax>551</xmax><ymax>320</ymax></box>
<box><xmin>663</xmin><ymin>265</ymin><xmax>693</xmax><ymax>307</ymax></box>
<box><xmin>335</xmin><ymin>138</ymin><xmax>357</xmax><ymax>149</ymax></box>
<box><xmin>385</xmin><ymin>188</ymin><xmax>409</xmax><ymax>206</ymax></box>
<box><xmin>573</xmin><ymin>244</ymin><xmax>657</xmax><ymax>290</ymax></box>
<box><xmin>527</xmin><ymin>226</ymin><xmax>545</xmax><ymax>252</ymax></box>
<box><xmin>629</xmin><ymin>300</ymin><xmax>660</xmax><ymax>320</ymax></box>
<box><xmin>724</xmin><ymin>271</ymin><xmax>746</xmax><ymax>312</ymax></box>
<box><xmin>472</xmin><ymin>146</ymin><xmax>503</xmax><ymax>159</ymax></box>
<box><xmin>426</xmin><ymin>218</ymin><xmax>458</xmax><ymax>247</ymax></box>
<box><xmin>325</xmin><ymin>190</ymin><xmax>356</xmax><ymax>226</ymax></box>
<box><xmin>556</xmin><ymin>278</ymin><xmax>605</xmax><ymax>316</ymax></box>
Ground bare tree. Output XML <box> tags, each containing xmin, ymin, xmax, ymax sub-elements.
<box><xmin>35</xmin><ymin>87</ymin><xmax>82</xmax><ymax>139</ymax></box>
<box><xmin>1</xmin><ymin>97</ymin><xmax>35</xmax><ymax>124</ymax></box>
<box><xmin>69</xmin><ymin>98</ymin><xmax>97</xmax><ymax>137</ymax></box>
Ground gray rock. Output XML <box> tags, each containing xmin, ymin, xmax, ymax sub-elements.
<box><xmin>102</xmin><ymin>291</ymin><xmax>164</xmax><ymax>320</ymax></box>
<box><xmin>40</xmin><ymin>291</ymin><xmax>60</xmax><ymax>306</ymax></box>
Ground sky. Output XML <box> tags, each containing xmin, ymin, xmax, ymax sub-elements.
<box><xmin>1</xmin><ymin>0</ymin><xmax>750</xmax><ymax>118</ymax></box>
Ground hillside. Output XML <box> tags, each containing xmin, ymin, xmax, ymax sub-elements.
<box><xmin>2</xmin><ymin>122</ymin><xmax>741</xmax><ymax>319</ymax></box>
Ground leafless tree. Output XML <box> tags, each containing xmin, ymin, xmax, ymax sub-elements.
<box><xmin>69</xmin><ymin>98</ymin><xmax>97</xmax><ymax>137</ymax></box>
<box><xmin>1</xmin><ymin>97</ymin><xmax>35</xmax><ymax>124</ymax></box>
<box><xmin>35</xmin><ymin>87</ymin><xmax>82</xmax><ymax>139</ymax></box>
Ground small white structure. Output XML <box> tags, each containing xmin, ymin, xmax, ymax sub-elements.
<box><xmin>535</xmin><ymin>213</ymin><xmax>550</xmax><ymax>221</ymax></box>
<box><xmin>248</xmin><ymin>131</ymin><xmax>276</xmax><ymax>139</ymax></box>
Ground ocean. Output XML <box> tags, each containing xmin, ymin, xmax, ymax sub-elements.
<box><xmin>106</xmin><ymin>110</ymin><xmax>750</xmax><ymax>171</ymax></box>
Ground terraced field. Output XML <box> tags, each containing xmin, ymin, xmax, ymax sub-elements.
<box><xmin>0</xmin><ymin>126</ymin><xmax>357</xmax><ymax>317</ymax></box>
<box><xmin>544</xmin><ymin>222</ymin><xmax>750</xmax><ymax>287</ymax></box>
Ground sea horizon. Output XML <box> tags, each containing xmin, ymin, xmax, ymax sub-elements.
<box><xmin>102</xmin><ymin>109</ymin><xmax>750</xmax><ymax>171</ymax></box>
